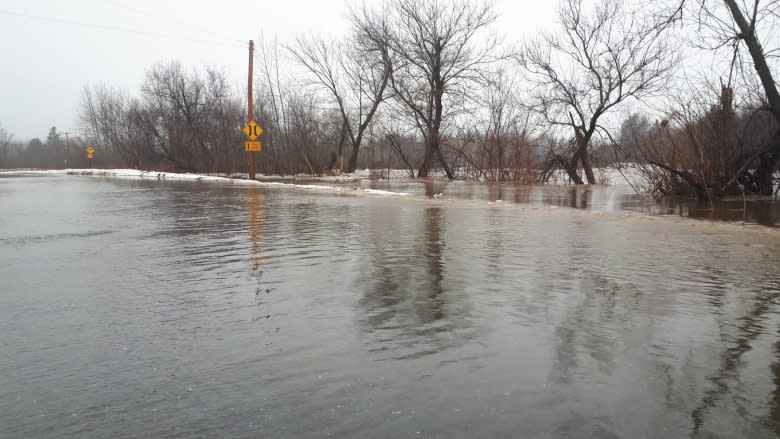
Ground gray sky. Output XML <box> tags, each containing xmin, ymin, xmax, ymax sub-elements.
<box><xmin>0</xmin><ymin>0</ymin><xmax>555</xmax><ymax>141</ymax></box>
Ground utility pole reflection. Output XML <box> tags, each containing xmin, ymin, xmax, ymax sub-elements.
<box><xmin>247</xmin><ymin>189</ymin><xmax>264</xmax><ymax>279</ymax></box>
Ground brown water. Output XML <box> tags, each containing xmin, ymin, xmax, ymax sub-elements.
<box><xmin>2</xmin><ymin>174</ymin><xmax>780</xmax><ymax>438</ymax></box>
<box><xmin>313</xmin><ymin>177</ymin><xmax>780</xmax><ymax>227</ymax></box>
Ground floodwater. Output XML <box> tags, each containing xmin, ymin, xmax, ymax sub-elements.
<box><xmin>2</xmin><ymin>174</ymin><xmax>780</xmax><ymax>439</ymax></box>
<box><xmin>302</xmin><ymin>176</ymin><xmax>780</xmax><ymax>228</ymax></box>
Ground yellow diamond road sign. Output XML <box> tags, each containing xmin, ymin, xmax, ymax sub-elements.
<box><xmin>242</xmin><ymin>120</ymin><xmax>264</xmax><ymax>140</ymax></box>
<box><xmin>245</xmin><ymin>141</ymin><xmax>262</xmax><ymax>152</ymax></box>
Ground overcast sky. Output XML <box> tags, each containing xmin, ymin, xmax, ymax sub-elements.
<box><xmin>0</xmin><ymin>0</ymin><xmax>556</xmax><ymax>140</ymax></box>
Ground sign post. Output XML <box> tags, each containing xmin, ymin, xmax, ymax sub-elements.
<box><xmin>246</xmin><ymin>40</ymin><xmax>256</xmax><ymax>180</ymax></box>
<box><xmin>243</xmin><ymin>40</ymin><xmax>265</xmax><ymax>179</ymax></box>
<box><xmin>243</xmin><ymin>119</ymin><xmax>264</xmax><ymax>153</ymax></box>
<box><xmin>86</xmin><ymin>146</ymin><xmax>95</xmax><ymax>168</ymax></box>
<box><xmin>242</xmin><ymin>102</ymin><xmax>265</xmax><ymax>175</ymax></box>
<box><xmin>245</xmin><ymin>141</ymin><xmax>262</xmax><ymax>151</ymax></box>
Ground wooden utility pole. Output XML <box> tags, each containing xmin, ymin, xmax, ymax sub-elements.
<box><xmin>247</xmin><ymin>40</ymin><xmax>255</xmax><ymax>180</ymax></box>
<box><xmin>63</xmin><ymin>132</ymin><xmax>70</xmax><ymax>169</ymax></box>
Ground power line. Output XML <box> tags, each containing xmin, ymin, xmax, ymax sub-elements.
<box><xmin>0</xmin><ymin>9</ymin><xmax>248</xmax><ymax>49</ymax></box>
<box><xmin>104</xmin><ymin>0</ymin><xmax>248</xmax><ymax>48</ymax></box>
<box><xmin>63</xmin><ymin>132</ymin><xmax>70</xmax><ymax>168</ymax></box>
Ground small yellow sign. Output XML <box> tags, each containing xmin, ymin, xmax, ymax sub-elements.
<box><xmin>242</xmin><ymin>120</ymin><xmax>264</xmax><ymax>140</ymax></box>
<box><xmin>87</xmin><ymin>146</ymin><xmax>95</xmax><ymax>159</ymax></box>
<box><xmin>245</xmin><ymin>141</ymin><xmax>262</xmax><ymax>152</ymax></box>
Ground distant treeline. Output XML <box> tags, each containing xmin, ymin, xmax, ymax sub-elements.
<box><xmin>1</xmin><ymin>0</ymin><xmax>778</xmax><ymax>199</ymax></box>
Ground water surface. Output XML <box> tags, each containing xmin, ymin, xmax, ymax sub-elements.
<box><xmin>2</xmin><ymin>174</ymin><xmax>780</xmax><ymax>438</ymax></box>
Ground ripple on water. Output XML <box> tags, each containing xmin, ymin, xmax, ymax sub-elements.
<box><xmin>0</xmin><ymin>230</ymin><xmax>116</xmax><ymax>247</ymax></box>
<box><xmin>2</xmin><ymin>176</ymin><xmax>780</xmax><ymax>438</ymax></box>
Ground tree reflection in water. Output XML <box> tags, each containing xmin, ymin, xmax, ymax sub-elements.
<box><xmin>691</xmin><ymin>285</ymin><xmax>780</xmax><ymax>436</ymax></box>
<box><xmin>356</xmin><ymin>206</ymin><xmax>475</xmax><ymax>360</ymax></box>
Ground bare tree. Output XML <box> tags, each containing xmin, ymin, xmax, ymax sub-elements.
<box><xmin>618</xmin><ymin>112</ymin><xmax>652</xmax><ymax>162</ymax></box>
<box><xmin>660</xmin><ymin>0</ymin><xmax>780</xmax><ymax>195</ymax></box>
<box><xmin>363</xmin><ymin>0</ymin><xmax>500</xmax><ymax>178</ymax></box>
<box><xmin>0</xmin><ymin>123</ymin><xmax>12</xmax><ymax>168</ymax></box>
<box><xmin>520</xmin><ymin>0</ymin><xmax>678</xmax><ymax>184</ymax></box>
<box><xmin>79</xmin><ymin>65</ymin><xmax>246</xmax><ymax>172</ymax></box>
<box><xmin>450</xmin><ymin>68</ymin><xmax>542</xmax><ymax>182</ymax></box>
<box><xmin>78</xmin><ymin>85</ymin><xmax>103</xmax><ymax>152</ymax></box>
<box><xmin>132</xmin><ymin>63</ymin><xmax>245</xmax><ymax>172</ymax></box>
<box><xmin>632</xmin><ymin>83</ymin><xmax>778</xmax><ymax>199</ymax></box>
<box><xmin>256</xmin><ymin>36</ymin><xmax>325</xmax><ymax>176</ymax></box>
<box><xmin>288</xmin><ymin>21</ymin><xmax>391</xmax><ymax>173</ymax></box>
<box><xmin>79</xmin><ymin>84</ymin><xmax>144</xmax><ymax>168</ymax></box>
<box><xmin>377</xmin><ymin>117</ymin><xmax>419</xmax><ymax>177</ymax></box>
<box><xmin>206</xmin><ymin>67</ymin><xmax>246</xmax><ymax>173</ymax></box>
<box><xmin>139</xmin><ymin>62</ymin><xmax>216</xmax><ymax>171</ymax></box>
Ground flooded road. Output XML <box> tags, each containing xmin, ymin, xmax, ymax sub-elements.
<box><xmin>2</xmin><ymin>174</ymin><xmax>780</xmax><ymax>438</ymax></box>
<box><xmin>314</xmin><ymin>176</ymin><xmax>780</xmax><ymax>227</ymax></box>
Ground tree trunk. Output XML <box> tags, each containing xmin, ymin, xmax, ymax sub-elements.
<box><xmin>571</xmin><ymin>141</ymin><xmax>593</xmax><ymax>184</ymax></box>
<box><xmin>569</xmin><ymin>119</ymin><xmax>596</xmax><ymax>184</ymax></box>
<box><xmin>724</xmin><ymin>0</ymin><xmax>780</xmax><ymax>194</ymax></box>
<box><xmin>580</xmin><ymin>152</ymin><xmax>596</xmax><ymax>184</ymax></box>
<box><xmin>435</xmin><ymin>143</ymin><xmax>455</xmax><ymax>179</ymax></box>
<box><xmin>564</xmin><ymin>161</ymin><xmax>584</xmax><ymax>185</ymax></box>
<box><xmin>418</xmin><ymin>134</ymin><xmax>435</xmax><ymax>177</ymax></box>
<box><xmin>723</xmin><ymin>1</ymin><xmax>780</xmax><ymax>123</ymax></box>
<box><xmin>346</xmin><ymin>142</ymin><xmax>360</xmax><ymax>174</ymax></box>
<box><xmin>335</xmin><ymin>120</ymin><xmax>347</xmax><ymax>171</ymax></box>
<box><xmin>752</xmin><ymin>137</ymin><xmax>780</xmax><ymax>195</ymax></box>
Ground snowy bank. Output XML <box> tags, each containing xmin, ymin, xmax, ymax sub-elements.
<box><xmin>0</xmin><ymin>168</ymin><xmax>414</xmax><ymax>198</ymax></box>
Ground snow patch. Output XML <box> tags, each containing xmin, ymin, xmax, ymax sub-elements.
<box><xmin>0</xmin><ymin>169</ymin><xmax>414</xmax><ymax>198</ymax></box>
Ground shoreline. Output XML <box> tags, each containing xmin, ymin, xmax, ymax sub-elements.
<box><xmin>2</xmin><ymin>168</ymin><xmax>779</xmax><ymax>236</ymax></box>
